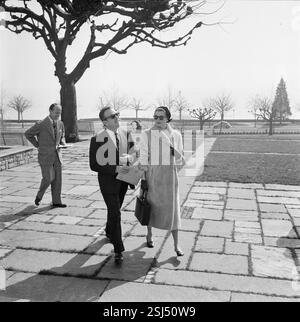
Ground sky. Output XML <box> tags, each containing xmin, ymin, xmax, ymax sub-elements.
<box><xmin>0</xmin><ymin>0</ymin><xmax>300</xmax><ymax>120</ymax></box>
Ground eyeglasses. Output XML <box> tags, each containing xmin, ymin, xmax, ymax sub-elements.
<box><xmin>105</xmin><ymin>112</ymin><xmax>120</xmax><ymax>121</ymax></box>
<box><xmin>153</xmin><ymin>115</ymin><xmax>166</xmax><ymax>120</ymax></box>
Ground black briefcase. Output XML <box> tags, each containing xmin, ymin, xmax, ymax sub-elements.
<box><xmin>134</xmin><ymin>188</ymin><xmax>151</xmax><ymax>226</ymax></box>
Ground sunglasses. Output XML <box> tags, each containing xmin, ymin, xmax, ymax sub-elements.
<box><xmin>153</xmin><ymin>115</ymin><xmax>166</xmax><ymax>120</ymax></box>
<box><xmin>105</xmin><ymin>112</ymin><xmax>120</xmax><ymax>121</ymax></box>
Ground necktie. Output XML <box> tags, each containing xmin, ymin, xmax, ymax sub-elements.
<box><xmin>115</xmin><ymin>132</ymin><xmax>119</xmax><ymax>165</ymax></box>
<box><xmin>53</xmin><ymin>120</ymin><xmax>57</xmax><ymax>141</ymax></box>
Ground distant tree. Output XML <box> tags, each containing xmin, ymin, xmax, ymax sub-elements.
<box><xmin>248</xmin><ymin>95</ymin><xmax>262</xmax><ymax>128</ymax></box>
<box><xmin>189</xmin><ymin>104</ymin><xmax>216</xmax><ymax>130</ymax></box>
<box><xmin>174</xmin><ymin>91</ymin><xmax>189</xmax><ymax>120</ymax></box>
<box><xmin>209</xmin><ymin>94</ymin><xmax>234</xmax><ymax>133</ymax></box>
<box><xmin>7</xmin><ymin>95</ymin><xmax>32</xmax><ymax>128</ymax></box>
<box><xmin>272</xmin><ymin>78</ymin><xmax>292</xmax><ymax>124</ymax></box>
<box><xmin>97</xmin><ymin>87</ymin><xmax>129</xmax><ymax>112</ymax></box>
<box><xmin>157</xmin><ymin>86</ymin><xmax>176</xmax><ymax>113</ymax></box>
<box><xmin>129</xmin><ymin>98</ymin><xmax>150</xmax><ymax>119</ymax></box>
<box><xmin>1</xmin><ymin>0</ymin><xmax>214</xmax><ymax>142</ymax></box>
<box><xmin>255</xmin><ymin>95</ymin><xmax>275</xmax><ymax>135</ymax></box>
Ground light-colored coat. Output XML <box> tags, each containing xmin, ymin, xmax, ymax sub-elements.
<box><xmin>139</xmin><ymin>125</ymin><xmax>184</xmax><ymax>231</ymax></box>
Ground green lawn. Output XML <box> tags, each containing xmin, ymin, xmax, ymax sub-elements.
<box><xmin>211</xmin><ymin>137</ymin><xmax>300</xmax><ymax>154</ymax></box>
<box><xmin>198</xmin><ymin>136</ymin><xmax>300</xmax><ymax>185</ymax></box>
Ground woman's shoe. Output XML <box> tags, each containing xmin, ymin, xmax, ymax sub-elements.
<box><xmin>175</xmin><ymin>249</ymin><xmax>184</xmax><ymax>257</ymax></box>
<box><xmin>146</xmin><ymin>238</ymin><xmax>154</xmax><ymax>248</ymax></box>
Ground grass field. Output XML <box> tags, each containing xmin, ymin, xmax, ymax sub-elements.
<box><xmin>198</xmin><ymin>136</ymin><xmax>300</xmax><ymax>185</ymax></box>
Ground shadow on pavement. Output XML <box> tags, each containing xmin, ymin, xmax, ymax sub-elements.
<box><xmin>0</xmin><ymin>238</ymin><xmax>157</xmax><ymax>302</ymax></box>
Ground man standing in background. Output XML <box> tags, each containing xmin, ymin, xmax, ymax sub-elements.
<box><xmin>25</xmin><ymin>103</ymin><xmax>67</xmax><ymax>208</ymax></box>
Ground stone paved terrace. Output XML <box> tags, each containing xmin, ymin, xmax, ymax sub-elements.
<box><xmin>0</xmin><ymin>138</ymin><xmax>300</xmax><ymax>302</ymax></box>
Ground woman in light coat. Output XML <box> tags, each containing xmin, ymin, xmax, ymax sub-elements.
<box><xmin>139</xmin><ymin>106</ymin><xmax>184</xmax><ymax>256</ymax></box>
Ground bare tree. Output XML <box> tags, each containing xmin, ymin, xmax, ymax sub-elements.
<box><xmin>157</xmin><ymin>86</ymin><xmax>176</xmax><ymax>113</ymax></box>
<box><xmin>1</xmin><ymin>0</ymin><xmax>220</xmax><ymax>142</ymax></box>
<box><xmin>129</xmin><ymin>98</ymin><xmax>150</xmax><ymax>119</ymax></box>
<box><xmin>7</xmin><ymin>95</ymin><xmax>32</xmax><ymax>128</ymax></box>
<box><xmin>174</xmin><ymin>91</ymin><xmax>189</xmax><ymax>120</ymax></box>
<box><xmin>97</xmin><ymin>87</ymin><xmax>129</xmax><ymax>112</ymax></box>
<box><xmin>248</xmin><ymin>95</ymin><xmax>262</xmax><ymax>128</ymax></box>
<box><xmin>210</xmin><ymin>94</ymin><xmax>234</xmax><ymax>133</ymax></box>
<box><xmin>189</xmin><ymin>104</ymin><xmax>216</xmax><ymax>131</ymax></box>
<box><xmin>255</xmin><ymin>95</ymin><xmax>275</xmax><ymax>135</ymax></box>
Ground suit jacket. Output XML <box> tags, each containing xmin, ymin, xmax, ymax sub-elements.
<box><xmin>25</xmin><ymin>117</ymin><xmax>65</xmax><ymax>165</ymax></box>
<box><xmin>89</xmin><ymin>128</ymin><xmax>135</xmax><ymax>194</ymax></box>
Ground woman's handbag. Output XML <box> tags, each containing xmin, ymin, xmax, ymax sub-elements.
<box><xmin>134</xmin><ymin>182</ymin><xmax>151</xmax><ymax>226</ymax></box>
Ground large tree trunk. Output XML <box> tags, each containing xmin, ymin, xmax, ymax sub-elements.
<box><xmin>60</xmin><ymin>82</ymin><xmax>79</xmax><ymax>143</ymax></box>
<box><xmin>269</xmin><ymin>118</ymin><xmax>273</xmax><ymax>136</ymax></box>
<box><xmin>200</xmin><ymin>119</ymin><xmax>204</xmax><ymax>131</ymax></box>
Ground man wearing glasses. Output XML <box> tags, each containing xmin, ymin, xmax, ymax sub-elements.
<box><xmin>89</xmin><ymin>107</ymin><xmax>135</xmax><ymax>265</ymax></box>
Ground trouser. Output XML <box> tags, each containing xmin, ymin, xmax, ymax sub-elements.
<box><xmin>37</xmin><ymin>155</ymin><xmax>62</xmax><ymax>204</ymax></box>
<box><xmin>102</xmin><ymin>182</ymin><xmax>128</xmax><ymax>253</ymax></box>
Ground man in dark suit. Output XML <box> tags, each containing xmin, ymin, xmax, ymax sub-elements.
<box><xmin>25</xmin><ymin>103</ymin><xmax>67</xmax><ymax>208</ymax></box>
<box><xmin>89</xmin><ymin>107</ymin><xmax>135</xmax><ymax>265</ymax></box>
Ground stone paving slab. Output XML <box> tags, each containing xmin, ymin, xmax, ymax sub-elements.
<box><xmin>261</xmin><ymin>219</ymin><xmax>296</xmax><ymax>238</ymax></box>
<box><xmin>261</xmin><ymin>213</ymin><xmax>291</xmax><ymax>221</ymax></box>
<box><xmin>225</xmin><ymin>241</ymin><xmax>249</xmax><ymax>256</ymax></box>
<box><xmin>257</xmin><ymin>190</ymin><xmax>300</xmax><ymax>198</ymax></box>
<box><xmin>0</xmin><ymin>272</ymin><xmax>108</xmax><ymax>302</ymax></box>
<box><xmin>154</xmin><ymin>269</ymin><xmax>300</xmax><ymax>298</ymax></box>
<box><xmin>45</xmin><ymin>207</ymin><xmax>94</xmax><ymax>218</ymax></box>
<box><xmin>251</xmin><ymin>245</ymin><xmax>296</xmax><ymax>280</ymax></box>
<box><xmin>0</xmin><ymin>247</ymin><xmax>14</xmax><ymax>259</ymax></box>
<box><xmin>190</xmin><ymin>253</ymin><xmax>248</xmax><ymax>275</ymax></box>
<box><xmin>192</xmin><ymin>208</ymin><xmax>223</xmax><ymax>221</ymax></box>
<box><xmin>194</xmin><ymin>236</ymin><xmax>224</xmax><ymax>253</ymax></box>
<box><xmin>0</xmin><ymin>249</ymin><xmax>107</xmax><ymax>277</ymax></box>
<box><xmin>264</xmin><ymin>184</ymin><xmax>300</xmax><ymax>191</ymax></box>
<box><xmin>190</xmin><ymin>187</ymin><xmax>227</xmax><ymax>195</ymax></box>
<box><xmin>0</xmin><ymin>230</ymin><xmax>94</xmax><ymax>252</ymax></box>
<box><xmin>50</xmin><ymin>215</ymin><xmax>82</xmax><ymax>225</ymax></box>
<box><xmin>260</xmin><ymin>203</ymin><xmax>287</xmax><ymax>213</ymax></box>
<box><xmin>226</xmin><ymin>199</ymin><xmax>257</xmax><ymax>211</ymax></box>
<box><xmin>88</xmin><ymin>209</ymin><xmax>107</xmax><ymax>220</ymax></box>
<box><xmin>258</xmin><ymin>196</ymin><xmax>300</xmax><ymax>205</ymax></box>
<box><xmin>155</xmin><ymin>232</ymin><xmax>196</xmax><ymax>270</ymax></box>
<box><xmin>228</xmin><ymin>183</ymin><xmax>263</xmax><ymax>189</ymax></box>
<box><xmin>234</xmin><ymin>233</ymin><xmax>263</xmax><ymax>244</ymax></box>
<box><xmin>224</xmin><ymin>210</ymin><xmax>259</xmax><ymax>222</ymax></box>
<box><xmin>99</xmin><ymin>280</ymin><xmax>230</xmax><ymax>302</ymax></box>
<box><xmin>201</xmin><ymin>220</ymin><xmax>234</xmax><ymax>238</ymax></box>
<box><xmin>8</xmin><ymin>221</ymin><xmax>100</xmax><ymax>237</ymax></box>
<box><xmin>65</xmin><ymin>185</ymin><xmax>100</xmax><ymax>197</ymax></box>
<box><xmin>228</xmin><ymin>188</ymin><xmax>256</xmax><ymax>200</ymax></box>
<box><xmin>231</xmin><ymin>293</ymin><xmax>300</xmax><ymax>302</ymax></box>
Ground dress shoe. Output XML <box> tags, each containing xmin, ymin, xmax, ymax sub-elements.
<box><xmin>114</xmin><ymin>253</ymin><xmax>123</xmax><ymax>265</ymax></box>
<box><xmin>52</xmin><ymin>203</ymin><xmax>67</xmax><ymax>208</ymax></box>
<box><xmin>175</xmin><ymin>249</ymin><xmax>184</xmax><ymax>257</ymax></box>
<box><xmin>34</xmin><ymin>197</ymin><xmax>41</xmax><ymax>206</ymax></box>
